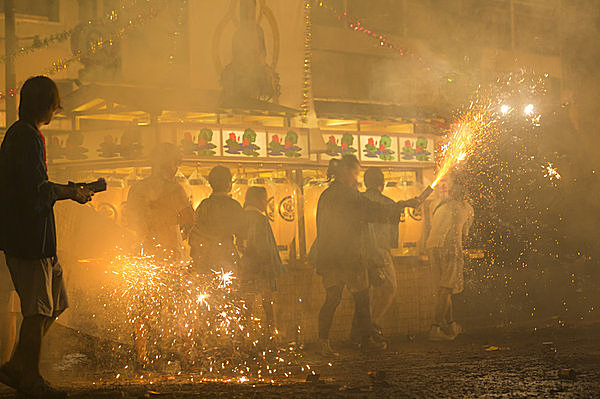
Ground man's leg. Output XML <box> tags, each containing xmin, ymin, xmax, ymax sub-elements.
<box><xmin>9</xmin><ymin>315</ymin><xmax>48</xmax><ymax>384</ymax></box>
<box><xmin>318</xmin><ymin>285</ymin><xmax>343</xmax><ymax>340</ymax></box>
<box><xmin>434</xmin><ymin>287</ymin><xmax>452</xmax><ymax>326</ymax></box>
<box><xmin>445</xmin><ymin>296</ymin><xmax>454</xmax><ymax>325</ymax></box>
<box><xmin>371</xmin><ymin>254</ymin><xmax>397</xmax><ymax>327</ymax></box>
<box><xmin>352</xmin><ymin>289</ymin><xmax>372</xmax><ymax>341</ymax></box>
<box><xmin>349</xmin><ymin>305</ymin><xmax>360</xmax><ymax>343</ymax></box>
<box><xmin>0</xmin><ymin>312</ymin><xmax>17</xmax><ymax>364</ymax></box>
<box><xmin>371</xmin><ymin>284</ymin><xmax>396</xmax><ymax>327</ymax></box>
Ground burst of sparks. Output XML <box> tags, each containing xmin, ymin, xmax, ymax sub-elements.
<box><xmin>432</xmin><ymin>73</ymin><xmax>547</xmax><ymax>188</ymax></box>
<box><xmin>543</xmin><ymin>162</ymin><xmax>561</xmax><ymax>180</ymax></box>
<box><xmin>213</xmin><ymin>269</ymin><xmax>236</xmax><ymax>288</ymax></box>
<box><xmin>96</xmin><ymin>250</ymin><xmax>309</xmax><ymax>382</ymax></box>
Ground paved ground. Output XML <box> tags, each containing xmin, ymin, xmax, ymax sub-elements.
<box><xmin>1</xmin><ymin>323</ymin><xmax>600</xmax><ymax>398</ymax></box>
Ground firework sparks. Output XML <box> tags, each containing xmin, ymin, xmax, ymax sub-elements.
<box><xmin>213</xmin><ymin>269</ymin><xmax>236</xmax><ymax>288</ymax></box>
<box><xmin>432</xmin><ymin>73</ymin><xmax>548</xmax><ymax>188</ymax></box>
<box><xmin>97</xmin><ymin>251</ymin><xmax>309</xmax><ymax>382</ymax></box>
<box><xmin>543</xmin><ymin>162</ymin><xmax>561</xmax><ymax>180</ymax></box>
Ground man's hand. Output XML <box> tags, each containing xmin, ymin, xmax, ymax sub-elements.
<box><xmin>398</xmin><ymin>197</ymin><xmax>421</xmax><ymax>209</ymax></box>
<box><xmin>71</xmin><ymin>185</ymin><xmax>94</xmax><ymax>204</ymax></box>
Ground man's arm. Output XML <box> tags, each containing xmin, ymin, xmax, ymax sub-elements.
<box><xmin>18</xmin><ymin>133</ymin><xmax>92</xmax><ymax>215</ymax></box>
<box><xmin>358</xmin><ymin>192</ymin><xmax>423</xmax><ymax>224</ymax></box>
<box><xmin>396</xmin><ymin>197</ymin><xmax>422</xmax><ymax>209</ymax></box>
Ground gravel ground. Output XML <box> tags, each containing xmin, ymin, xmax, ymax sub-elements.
<box><xmin>1</xmin><ymin>323</ymin><xmax>600</xmax><ymax>398</ymax></box>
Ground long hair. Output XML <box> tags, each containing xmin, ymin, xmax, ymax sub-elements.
<box><xmin>326</xmin><ymin>154</ymin><xmax>360</xmax><ymax>181</ymax></box>
<box><xmin>19</xmin><ymin>76</ymin><xmax>61</xmax><ymax>122</ymax></box>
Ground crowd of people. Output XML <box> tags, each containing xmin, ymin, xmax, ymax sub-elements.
<box><xmin>0</xmin><ymin>76</ymin><xmax>473</xmax><ymax>398</ymax></box>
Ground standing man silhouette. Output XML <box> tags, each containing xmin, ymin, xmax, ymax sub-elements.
<box><xmin>0</xmin><ymin>76</ymin><xmax>94</xmax><ymax>398</ymax></box>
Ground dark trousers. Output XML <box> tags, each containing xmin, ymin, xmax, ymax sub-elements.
<box><xmin>318</xmin><ymin>285</ymin><xmax>372</xmax><ymax>341</ymax></box>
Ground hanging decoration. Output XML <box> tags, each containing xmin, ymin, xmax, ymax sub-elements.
<box><xmin>0</xmin><ymin>1</ymin><xmax>161</xmax><ymax>65</ymax></box>
<box><xmin>0</xmin><ymin>31</ymin><xmax>72</xmax><ymax>65</ymax></box>
<box><xmin>0</xmin><ymin>4</ymin><xmax>160</xmax><ymax>101</ymax></box>
<box><xmin>300</xmin><ymin>0</ymin><xmax>313</xmax><ymax>123</ymax></box>
<box><xmin>317</xmin><ymin>1</ymin><xmax>433</xmax><ymax>73</ymax></box>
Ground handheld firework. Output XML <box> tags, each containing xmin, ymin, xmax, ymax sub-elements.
<box><xmin>69</xmin><ymin>178</ymin><xmax>107</xmax><ymax>193</ymax></box>
<box><xmin>417</xmin><ymin>185</ymin><xmax>434</xmax><ymax>202</ymax></box>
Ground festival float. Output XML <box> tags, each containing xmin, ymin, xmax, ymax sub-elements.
<box><xmin>48</xmin><ymin>95</ymin><xmax>440</xmax><ymax>267</ymax></box>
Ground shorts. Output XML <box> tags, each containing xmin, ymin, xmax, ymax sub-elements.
<box><xmin>321</xmin><ymin>268</ymin><xmax>369</xmax><ymax>293</ymax></box>
<box><xmin>430</xmin><ymin>247</ymin><xmax>464</xmax><ymax>294</ymax></box>
<box><xmin>368</xmin><ymin>249</ymin><xmax>397</xmax><ymax>291</ymax></box>
<box><xmin>5</xmin><ymin>255</ymin><xmax>69</xmax><ymax>318</ymax></box>
<box><xmin>0</xmin><ymin>255</ymin><xmax>20</xmax><ymax>313</ymax></box>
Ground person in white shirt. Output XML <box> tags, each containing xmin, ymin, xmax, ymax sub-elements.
<box><xmin>426</xmin><ymin>177</ymin><xmax>474</xmax><ymax>341</ymax></box>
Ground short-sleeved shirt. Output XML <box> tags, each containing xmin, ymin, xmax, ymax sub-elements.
<box><xmin>362</xmin><ymin>189</ymin><xmax>399</xmax><ymax>251</ymax></box>
<box><xmin>126</xmin><ymin>175</ymin><xmax>191</xmax><ymax>254</ymax></box>
<box><xmin>426</xmin><ymin>199</ymin><xmax>474</xmax><ymax>252</ymax></box>
<box><xmin>0</xmin><ymin>120</ymin><xmax>58</xmax><ymax>259</ymax></box>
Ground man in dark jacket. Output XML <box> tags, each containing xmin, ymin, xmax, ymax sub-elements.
<box><xmin>0</xmin><ymin>76</ymin><xmax>94</xmax><ymax>399</ymax></box>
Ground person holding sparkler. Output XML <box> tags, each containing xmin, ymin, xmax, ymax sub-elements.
<box><xmin>0</xmin><ymin>76</ymin><xmax>95</xmax><ymax>399</ymax></box>
<box><xmin>314</xmin><ymin>155</ymin><xmax>422</xmax><ymax>356</ymax></box>
<box><xmin>239</xmin><ymin>186</ymin><xmax>286</xmax><ymax>333</ymax></box>
<box><xmin>426</xmin><ymin>176</ymin><xmax>473</xmax><ymax>341</ymax></box>
<box><xmin>189</xmin><ymin>166</ymin><xmax>245</xmax><ymax>275</ymax></box>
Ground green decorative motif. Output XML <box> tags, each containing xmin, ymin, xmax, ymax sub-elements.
<box><xmin>325</xmin><ymin>133</ymin><xmax>357</xmax><ymax>156</ymax></box>
<box><xmin>225</xmin><ymin>128</ymin><xmax>261</xmax><ymax>157</ymax></box>
<box><xmin>363</xmin><ymin>135</ymin><xmax>395</xmax><ymax>161</ymax></box>
<box><xmin>269</xmin><ymin>130</ymin><xmax>302</xmax><ymax>157</ymax></box>
<box><xmin>401</xmin><ymin>137</ymin><xmax>431</xmax><ymax>161</ymax></box>
<box><xmin>181</xmin><ymin>128</ymin><xmax>217</xmax><ymax>157</ymax></box>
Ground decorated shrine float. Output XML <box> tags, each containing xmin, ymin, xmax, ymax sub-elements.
<box><xmin>40</xmin><ymin>84</ymin><xmax>442</xmax><ymax>338</ymax></box>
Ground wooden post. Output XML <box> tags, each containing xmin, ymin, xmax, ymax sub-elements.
<box><xmin>295</xmin><ymin>168</ymin><xmax>307</xmax><ymax>260</ymax></box>
<box><xmin>4</xmin><ymin>0</ymin><xmax>17</xmax><ymax>126</ymax></box>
